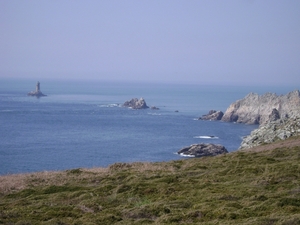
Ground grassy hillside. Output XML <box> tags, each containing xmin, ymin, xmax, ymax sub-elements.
<box><xmin>1</xmin><ymin>137</ymin><xmax>300</xmax><ymax>225</ymax></box>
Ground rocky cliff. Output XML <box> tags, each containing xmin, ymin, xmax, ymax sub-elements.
<box><xmin>239</xmin><ymin>116</ymin><xmax>300</xmax><ymax>149</ymax></box>
<box><xmin>221</xmin><ymin>90</ymin><xmax>300</xmax><ymax>125</ymax></box>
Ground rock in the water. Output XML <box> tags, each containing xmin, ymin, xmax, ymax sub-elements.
<box><xmin>199</xmin><ymin>110</ymin><xmax>224</xmax><ymax>121</ymax></box>
<box><xmin>239</xmin><ymin>116</ymin><xmax>300</xmax><ymax>149</ymax></box>
<box><xmin>123</xmin><ymin>98</ymin><xmax>149</xmax><ymax>109</ymax></box>
<box><xmin>221</xmin><ymin>90</ymin><xmax>300</xmax><ymax>125</ymax></box>
<box><xmin>178</xmin><ymin>143</ymin><xmax>228</xmax><ymax>157</ymax></box>
<box><xmin>151</xmin><ymin>106</ymin><xmax>159</xmax><ymax>110</ymax></box>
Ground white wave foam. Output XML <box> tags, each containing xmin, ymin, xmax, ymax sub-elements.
<box><xmin>178</xmin><ymin>153</ymin><xmax>195</xmax><ymax>157</ymax></box>
<box><xmin>98</xmin><ymin>103</ymin><xmax>120</xmax><ymax>108</ymax></box>
<box><xmin>109</xmin><ymin>104</ymin><xmax>120</xmax><ymax>107</ymax></box>
<box><xmin>193</xmin><ymin>135</ymin><xmax>219</xmax><ymax>139</ymax></box>
<box><xmin>148</xmin><ymin>113</ymin><xmax>161</xmax><ymax>116</ymax></box>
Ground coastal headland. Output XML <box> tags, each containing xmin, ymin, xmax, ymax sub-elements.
<box><xmin>200</xmin><ymin>90</ymin><xmax>300</xmax><ymax>150</ymax></box>
<box><xmin>200</xmin><ymin>90</ymin><xmax>300</xmax><ymax>125</ymax></box>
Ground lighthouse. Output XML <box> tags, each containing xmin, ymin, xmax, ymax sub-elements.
<box><xmin>28</xmin><ymin>81</ymin><xmax>47</xmax><ymax>97</ymax></box>
<box><xmin>36</xmin><ymin>81</ymin><xmax>41</xmax><ymax>92</ymax></box>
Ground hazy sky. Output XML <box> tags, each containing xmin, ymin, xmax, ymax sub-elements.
<box><xmin>1</xmin><ymin>1</ymin><xmax>300</xmax><ymax>85</ymax></box>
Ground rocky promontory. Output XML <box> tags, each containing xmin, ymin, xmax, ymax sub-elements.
<box><xmin>239</xmin><ymin>116</ymin><xmax>300</xmax><ymax>149</ymax></box>
<box><xmin>178</xmin><ymin>143</ymin><xmax>228</xmax><ymax>157</ymax></box>
<box><xmin>199</xmin><ymin>110</ymin><xmax>224</xmax><ymax>121</ymax></box>
<box><xmin>196</xmin><ymin>90</ymin><xmax>300</xmax><ymax>150</ymax></box>
<box><xmin>221</xmin><ymin>90</ymin><xmax>300</xmax><ymax>125</ymax></box>
<box><xmin>123</xmin><ymin>98</ymin><xmax>149</xmax><ymax>109</ymax></box>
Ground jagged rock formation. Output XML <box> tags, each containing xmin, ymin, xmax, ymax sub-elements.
<box><xmin>27</xmin><ymin>81</ymin><xmax>46</xmax><ymax>97</ymax></box>
<box><xmin>123</xmin><ymin>98</ymin><xmax>149</xmax><ymax>109</ymax></box>
<box><xmin>221</xmin><ymin>90</ymin><xmax>300</xmax><ymax>125</ymax></box>
<box><xmin>239</xmin><ymin>116</ymin><xmax>300</xmax><ymax>149</ymax></box>
<box><xmin>178</xmin><ymin>143</ymin><xmax>228</xmax><ymax>157</ymax></box>
<box><xmin>199</xmin><ymin>110</ymin><xmax>224</xmax><ymax>121</ymax></box>
<box><xmin>269</xmin><ymin>108</ymin><xmax>280</xmax><ymax>122</ymax></box>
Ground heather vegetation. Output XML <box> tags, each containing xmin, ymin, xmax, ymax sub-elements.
<box><xmin>1</xmin><ymin>137</ymin><xmax>300</xmax><ymax>225</ymax></box>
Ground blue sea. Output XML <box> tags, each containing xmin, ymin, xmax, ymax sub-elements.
<box><xmin>0</xmin><ymin>79</ymin><xmax>295</xmax><ymax>175</ymax></box>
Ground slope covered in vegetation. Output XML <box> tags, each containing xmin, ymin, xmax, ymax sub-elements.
<box><xmin>1</xmin><ymin>136</ymin><xmax>300</xmax><ymax>225</ymax></box>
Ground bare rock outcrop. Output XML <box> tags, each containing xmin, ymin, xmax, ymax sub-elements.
<box><xmin>269</xmin><ymin>108</ymin><xmax>280</xmax><ymax>122</ymax></box>
<box><xmin>178</xmin><ymin>143</ymin><xmax>228</xmax><ymax>157</ymax></box>
<box><xmin>123</xmin><ymin>98</ymin><xmax>149</xmax><ymax>109</ymax></box>
<box><xmin>221</xmin><ymin>90</ymin><xmax>300</xmax><ymax>125</ymax></box>
<box><xmin>239</xmin><ymin>116</ymin><xmax>300</xmax><ymax>149</ymax></box>
<box><xmin>199</xmin><ymin>110</ymin><xmax>224</xmax><ymax>121</ymax></box>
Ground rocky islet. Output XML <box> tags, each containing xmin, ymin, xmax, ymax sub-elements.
<box><xmin>177</xmin><ymin>143</ymin><xmax>228</xmax><ymax>157</ymax></box>
<box><xmin>123</xmin><ymin>98</ymin><xmax>149</xmax><ymax>109</ymax></box>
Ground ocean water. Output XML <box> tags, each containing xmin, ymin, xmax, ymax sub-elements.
<box><xmin>0</xmin><ymin>79</ymin><xmax>294</xmax><ymax>175</ymax></box>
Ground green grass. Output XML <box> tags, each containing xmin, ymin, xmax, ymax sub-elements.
<box><xmin>0</xmin><ymin>139</ymin><xmax>300</xmax><ymax>224</ymax></box>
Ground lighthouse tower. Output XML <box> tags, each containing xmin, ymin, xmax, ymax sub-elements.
<box><xmin>36</xmin><ymin>81</ymin><xmax>41</xmax><ymax>93</ymax></box>
<box><xmin>28</xmin><ymin>81</ymin><xmax>46</xmax><ymax>97</ymax></box>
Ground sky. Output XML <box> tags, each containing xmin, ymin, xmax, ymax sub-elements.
<box><xmin>1</xmin><ymin>0</ymin><xmax>300</xmax><ymax>85</ymax></box>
